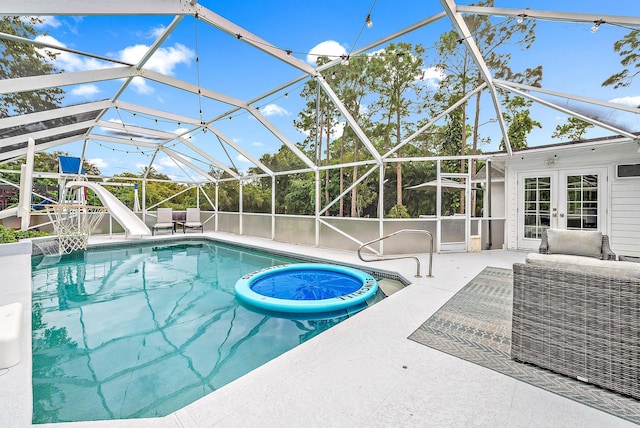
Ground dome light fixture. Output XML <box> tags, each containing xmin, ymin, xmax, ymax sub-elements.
<box><xmin>591</xmin><ymin>19</ymin><xmax>604</xmax><ymax>33</ymax></box>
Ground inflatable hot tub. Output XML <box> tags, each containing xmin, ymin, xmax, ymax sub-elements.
<box><xmin>234</xmin><ymin>263</ymin><xmax>378</xmax><ymax>314</ymax></box>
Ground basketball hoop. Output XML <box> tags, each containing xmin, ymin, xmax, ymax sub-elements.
<box><xmin>44</xmin><ymin>205</ymin><xmax>108</xmax><ymax>254</ymax></box>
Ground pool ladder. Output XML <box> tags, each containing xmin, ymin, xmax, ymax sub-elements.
<box><xmin>357</xmin><ymin>229</ymin><xmax>433</xmax><ymax>278</ymax></box>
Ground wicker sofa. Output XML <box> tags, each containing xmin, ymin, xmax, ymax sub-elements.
<box><xmin>512</xmin><ymin>229</ymin><xmax>640</xmax><ymax>399</ymax></box>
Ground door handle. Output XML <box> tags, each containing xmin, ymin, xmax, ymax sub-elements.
<box><xmin>559</xmin><ymin>213</ymin><xmax>565</xmax><ymax>217</ymax></box>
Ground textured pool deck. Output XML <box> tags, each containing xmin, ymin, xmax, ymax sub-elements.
<box><xmin>0</xmin><ymin>232</ymin><xmax>636</xmax><ymax>427</ymax></box>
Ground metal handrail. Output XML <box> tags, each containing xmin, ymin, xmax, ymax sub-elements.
<box><xmin>357</xmin><ymin>229</ymin><xmax>433</xmax><ymax>278</ymax></box>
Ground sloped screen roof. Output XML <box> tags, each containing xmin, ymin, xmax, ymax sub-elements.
<box><xmin>0</xmin><ymin>108</ymin><xmax>102</xmax><ymax>154</ymax></box>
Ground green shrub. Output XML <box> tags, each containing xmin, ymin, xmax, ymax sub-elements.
<box><xmin>0</xmin><ymin>225</ymin><xmax>49</xmax><ymax>243</ymax></box>
<box><xmin>387</xmin><ymin>204</ymin><xmax>410</xmax><ymax>218</ymax></box>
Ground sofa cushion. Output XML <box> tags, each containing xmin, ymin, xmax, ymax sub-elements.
<box><xmin>546</xmin><ymin>229</ymin><xmax>603</xmax><ymax>259</ymax></box>
<box><xmin>526</xmin><ymin>253</ymin><xmax>640</xmax><ymax>278</ymax></box>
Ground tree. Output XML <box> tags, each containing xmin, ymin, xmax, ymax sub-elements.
<box><xmin>551</xmin><ymin>116</ymin><xmax>594</xmax><ymax>142</ymax></box>
<box><xmin>433</xmin><ymin>0</ymin><xmax>540</xmax><ymax>159</ymax></box>
<box><xmin>252</xmin><ymin>145</ymin><xmax>308</xmax><ymax>214</ymax></box>
<box><xmin>500</xmin><ymin>94</ymin><xmax>541</xmax><ymax>150</ymax></box>
<box><xmin>602</xmin><ymin>30</ymin><xmax>640</xmax><ymax>90</ymax></box>
<box><xmin>370</xmin><ymin>42</ymin><xmax>426</xmax><ymax>207</ymax></box>
<box><xmin>295</xmin><ymin>57</ymin><xmax>340</xmax><ymax>211</ymax></box>
<box><xmin>328</xmin><ymin>54</ymin><xmax>377</xmax><ymax>217</ymax></box>
<box><xmin>0</xmin><ymin>16</ymin><xmax>64</xmax><ymax>117</ymax></box>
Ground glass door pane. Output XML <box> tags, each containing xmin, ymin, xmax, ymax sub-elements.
<box><xmin>565</xmin><ymin>174</ymin><xmax>598</xmax><ymax>230</ymax></box>
<box><xmin>523</xmin><ymin>176</ymin><xmax>551</xmax><ymax>238</ymax></box>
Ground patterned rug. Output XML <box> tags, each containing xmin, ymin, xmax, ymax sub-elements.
<box><xmin>408</xmin><ymin>266</ymin><xmax>640</xmax><ymax>424</ymax></box>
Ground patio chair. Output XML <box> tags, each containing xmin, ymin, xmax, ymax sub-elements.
<box><xmin>152</xmin><ymin>208</ymin><xmax>174</xmax><ymax>235</ymax></box>
<box><xmin>183</xmin><ymin>208</ymin><xmax>203</xmax><ymax>233</ymax></box>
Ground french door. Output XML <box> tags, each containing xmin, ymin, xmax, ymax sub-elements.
<box><xmin>517</xmin><ymin>168</ymin><xmax>607</xmax><ymax>249</ymax></box>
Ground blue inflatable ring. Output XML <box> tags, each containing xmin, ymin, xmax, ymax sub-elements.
<box><xmin>235</xmin><ymin>263</ymin><xmax>378</xmax><ymax>313</ymax></box>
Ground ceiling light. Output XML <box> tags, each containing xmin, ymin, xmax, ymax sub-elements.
<box><xmin>517</xmin><ymin>13</ymin><xmax>526</xmax><ymax>24</ymax></box>
<box><xmin>591</xmin><ymin>20</ymin><xmax>604</xmax><ymax>33</ymax></box>
<box><xmin>366</xmin><ymin>14</ymin><xmax>373</xmax><ymax>28</ymax></box>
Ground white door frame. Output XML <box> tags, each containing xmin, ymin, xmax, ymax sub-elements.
<box><xmin>517</xmin><ymin>167</ymin><xmax>608</xmax><ymax>250</ymax></box>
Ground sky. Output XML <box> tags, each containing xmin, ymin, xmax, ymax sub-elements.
<box><xmin>25</xmin><ymin>0</ymin><xmax>640</xmax><ymax>180</ymax></box>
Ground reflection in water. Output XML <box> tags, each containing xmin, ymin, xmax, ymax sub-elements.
<box><xmin>31</xmin><ymin>241</ymin><xmax>355</xmax><ymax>423</ymax></box>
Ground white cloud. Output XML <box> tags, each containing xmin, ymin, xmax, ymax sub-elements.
<box><xmin>173</xmin><ymin>127</ymin><xmax>196</xmax><ymax>141</ymax></box>
<box><xmin>34</xmin><ymin>35</ymin><xmax>107</xmax><ymax>72</ymax></box>
<box><xmin>236</xmin><ymin>154</ymin><xmax>250</xmax><ymax>163</ymax></box>
<box><xmin>260</xmin><ymin>103</ymin><xmax>290</xmax><ymax>117</ymax></box>
<box><xmin>108</xmin><ymin>118</ymin><xmax>123</xmax><ymax>124</ymax></box>
<box><xmin>158</xmin><ymin>156</ymin><xmax>178</xmax><ymax>168</ymax></box>
<box><xmin>331</xmin><ymin>121</ymin><xmax>346</xmax><ymax>138</ymax></box>
<box><xmin>34</xmin><ymin>16</ymin><xmax>62</xmax><ymax>28</ymax></box>
<box><xmin>307</xmin><ymin>40</ymin><xmax>347</xmax><ymax>65</ymax></box>
<box><xmin>251</xmin><ymin>141</ymin><xmax>264</xmax><ymax>147</ymax></box>
<box><xmin>117</xmin><ymin>44</ymin><xmax>194</xmax><ymax>94</ymax></box>
<box><xmin>70</xmin><ymin>84</ymin><xmax>100</xmax><ymax>98</ymax></box>
<box><xmin>118</xmin><ymin>43</ymin><xmax>193</xmax><ymax>75</ymax></box>
<box><xmin>88</xmin><ymin>158</ymin><xmax>108</xmax><ymax>168</ymax></box>
<box><xmin>34</xmin><ymin>35</ymin><xmax>193</xmax><ymax>96</ymax></box>
<box><xmin>149</xmin><ymin>25</ymin><xmax>166</xmax><ymax>38</ymax></box>
<box><xmin>173</xmin><ymin>127</ymin><xmax>190</xmax><ymax>135</ymax></box>
<box><xmin>609</xmin><ymin>96</ymin><xmax>640</xmax><ymax>108</ymax></box>
<box><xmin>420</xmin><ymin>66</ymin><xmax>445</xmax><ymax>88</ymax></box>
<box><xmin>129</xmin><ymin>76</ymin><xmax>154</xmax><ymax>95</ymax></box>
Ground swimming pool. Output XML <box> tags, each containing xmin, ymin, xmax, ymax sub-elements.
<box><xmin>31</xmin><ymin>240</ymin><xmax>384</xmax><ymax>423</ymax></box>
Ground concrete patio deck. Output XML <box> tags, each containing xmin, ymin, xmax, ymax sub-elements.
<box><xmin>0</xmin><ymin>232</ymin><xmax>636</xmax><ymax>427</ymax></box>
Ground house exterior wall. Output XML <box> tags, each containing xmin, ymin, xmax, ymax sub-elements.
<box><xmin>500</xmin><ymin>139</ymin><xmax>640</xmax><ymax>257</ymax></box>
<box><xmin>610</xmin><ymin>176</ymin><xmax>640</xmax><ymax>257</ymax></box>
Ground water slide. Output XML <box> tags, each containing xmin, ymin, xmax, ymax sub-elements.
<box><xmin>0</xmin><ymin>207</ymin><xmax>18</xmax><ymax>220</ymax></box>
<box><xmin>66</xmin><ymin>181</ymin><xmax>151</xmax><ymax>237</ymax></box>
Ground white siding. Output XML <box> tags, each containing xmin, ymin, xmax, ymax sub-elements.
<box><xmin>504</xmin><ymin>167</ymin><xmax>518</xmax><ymax>250</ymax></box>
<box><xmin>500</xmin><ymin>139</ymin><xmax>639</xmax><ymax>253</ymax></box>
<box><xmin>610</xmin><ymin>177</ymin><xmax>640</xmax><ymax>257</ymax></box>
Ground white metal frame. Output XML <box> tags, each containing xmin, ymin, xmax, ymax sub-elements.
<box><xmin>0</xmin><ymin>1</ymin><xmax>638</xmax><ymax>248</ymax></box>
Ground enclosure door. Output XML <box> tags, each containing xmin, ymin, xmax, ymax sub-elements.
<box><xmin>517</xmin><ymin>169</ymin><xmax>607</xmax><ymax>250</ymax></box>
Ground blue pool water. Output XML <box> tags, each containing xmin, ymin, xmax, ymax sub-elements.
<box><xmin>31</xmin><ymin>240</ymin><xmax>383</xmax><ymax>423</ymax></box>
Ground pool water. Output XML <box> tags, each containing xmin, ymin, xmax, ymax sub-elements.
<box><xmin>30</xmin><ymin>240</ymin><xmax>382</xmax><ymax>423</ymax></box>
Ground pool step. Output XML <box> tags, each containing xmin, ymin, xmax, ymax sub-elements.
<box><xmin>377</xmin><ymin>279</ymin><xmax>405</xmax><ymax>296</ymax></box>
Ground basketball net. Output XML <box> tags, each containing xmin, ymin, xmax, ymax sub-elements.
<box><xmin>44</xmin><ymin>205</ymin><xmax>108</xmax><ymax>254</ymax></box>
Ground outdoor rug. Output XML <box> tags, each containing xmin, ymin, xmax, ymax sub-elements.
<box><xmin>408</xmin><ymin>266</ymin><xmax>640</xmax><ymax>424</ymax></box>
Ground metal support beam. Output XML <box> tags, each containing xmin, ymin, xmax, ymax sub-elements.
<box><xmin>494</xmin><ymin>79</ymin><xmax>640</xmax><ymax>115</ymax></box>
<box><xmin>494</xmin><ymin>82</ymin><xmax>639</xmax><ymax>140</ymax></box>
<box><xmin>457</xmin><ymin>6</ymin><xmax>640</xmax><ymax>27</ymax></box>
<box><xmin>0</xmin><ymin>66</ymin><xmax>137</xmax><ymax>94</ymax></box>
<box><xmin>195</xmin><ymin>5</ymin><xmax>318</xmax><ymax>76</ymax></box>
<box><xmin>0</xmin><ymin>0</ymin><xmax>197</xmax><ymax>15</ymax></box>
